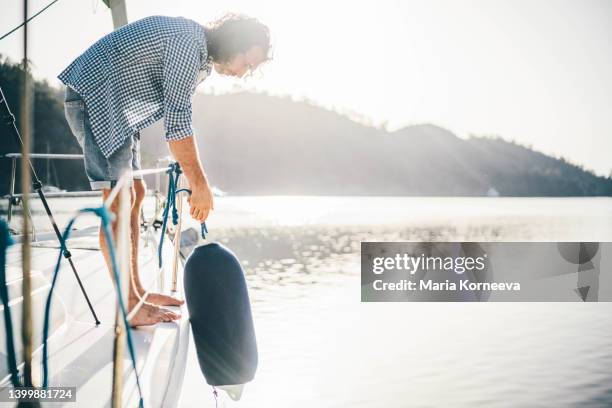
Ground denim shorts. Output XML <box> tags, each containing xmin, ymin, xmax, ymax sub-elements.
<box><xmin>64</xmin><ymin>86</ymin><xmax>142</xmax><ymax>190</ymax></box>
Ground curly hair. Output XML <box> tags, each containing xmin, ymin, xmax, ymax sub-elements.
<box><xmin>204</xmin><ymin>13</ymin><xmax>272</xmax><ymax>64</ymax></box>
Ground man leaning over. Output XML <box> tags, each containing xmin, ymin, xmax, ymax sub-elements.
<box><xmin>59</xmin><ymin>13</ymin><xmax>271</xmax><ymax>326</ymax></box>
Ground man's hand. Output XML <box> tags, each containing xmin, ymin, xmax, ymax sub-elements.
<box><xmin>168</xmin><ymin>136</ymin><xmax>213</xmax><ymax>222</ymax></box>
<box><xmin>188</xmin><ymin>180</ymin><xmax>214</xmax><ymax>222</ymax></box>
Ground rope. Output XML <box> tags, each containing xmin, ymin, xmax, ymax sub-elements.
<box><xmin>175</xmin><ymin>186</ymin><xmax>209</xmax><ymax>238</ymax></box>
<box><xmin>41</xmin><ymin>207</ymin><xmax>144</xmax><ymax>408</ymax></box>
<box><xmin>158</xmin><ymin>163</ymin><xmax>209</xmax><ymax>268</ymax></box>
<box><xmin>158</xmin><ymin>163</ymin><xmax>181</xmax><ymax>268</ymax></box>
<box><xmin>0</xmin><ymin>219</ymin><xmax>21</xmax><ymax>387</ymax></box>
<box><xmin>0</xmin><ymin>0</ymin><xmax>61</xmax><ymax>42</ymax></box>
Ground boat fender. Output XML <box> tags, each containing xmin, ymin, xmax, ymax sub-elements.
<box><xmin>183</xmin><ymin>242</ymin><xmax>258</xmax><ymax>387</ymax></box>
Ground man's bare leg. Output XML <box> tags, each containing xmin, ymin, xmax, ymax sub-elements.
<box><xmin>131</xmin><ymin>179</ymin><xmax>184</xmax><ymax>306</ymax></box>
<box><xmin>100</xmin><ymin>185</ymin><xmax>180</xmax><ymax>326</ymax></box>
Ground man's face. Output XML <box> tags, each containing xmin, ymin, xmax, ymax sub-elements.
<box><xmin>214</xmin><ymin>45</ymin><xmax>267</xmax><ymax>78</ymax></box>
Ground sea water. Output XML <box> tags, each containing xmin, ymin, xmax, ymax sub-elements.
<box><xmin>4</xmin><ymin>196</ymin><xmax>612</xmax><ymax>407</ymax></box>
<box><xmin>178</xmin><ymin>197</ymin><xmax>612</xmax><ymax>408</ymax></box>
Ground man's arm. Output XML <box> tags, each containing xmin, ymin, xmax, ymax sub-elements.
<box><xmin>161</xmin><ymin>34</ymin><xmax>213</xmax><ymax>222</ymax></box>
<box><xmin>168</xmin><ymin>136</ymin><xmax>214</xmax><ymax>222</ymax></box>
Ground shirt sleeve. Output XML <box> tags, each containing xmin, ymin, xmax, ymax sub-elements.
<box><xmin>162</xmin><ymin>34</ymin><xmax>200</xmax><ymax>141</ymax></box>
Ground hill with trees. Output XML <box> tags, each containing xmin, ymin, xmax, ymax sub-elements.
<box><xmin>1</xmin><ymin>57</ymin><xmax>610</xmax><ymax>196</ymax></box>
<box><xmin>0</xmin><ymin>57</ymin><xmax>89</xmax><ymax>194</ymax></box>
<box><xmin>142</xmin><ymin>92</ymin><xmax>612</xmax><ymax>196</ymax></box>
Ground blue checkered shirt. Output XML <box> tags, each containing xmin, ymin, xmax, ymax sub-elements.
<box><xmin>58</xmin><ymin>15</ymin><xmax>212</xmax><ymax>158</ymax></box>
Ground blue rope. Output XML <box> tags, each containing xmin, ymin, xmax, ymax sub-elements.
<box><xmin>158</xmin><ymin>163</ymin><xmax>210</xmax><ymax>268</ymax></box>
<box><xmin>201</xmin><ymin>220</ymin><xmax>209</xmax><ymax>239</ymax></box>
<box><xmin>174</xmin><ymin>188</ymin><xmax>209</xmax><ymax>239</ymax></box>
<box><xmin>42</xmin><ymin>207</ymin><xmax>144</xmax><ymax>408</ymax></box>
<box><xmin>158</xmin><ymin>163</ymin><xmax>180</xmax><ymax>268</ymax></box>
<box><xmin>0</xmin><ymin>219</ymin><xmax>21</xmax><ymax>387</ymax></box>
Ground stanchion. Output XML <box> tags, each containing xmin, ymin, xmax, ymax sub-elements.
<box><xmin>171</xmin><ymin>176</ymin><xmax>184</xmax><ymax>292</ymax></box>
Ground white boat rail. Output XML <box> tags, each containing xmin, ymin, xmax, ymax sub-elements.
<box><xmin>2</xmin><ymin>152</ymin><xmax>88</xmax><ymax>237</ymax></box>
<box><xmin>1</xmin><ymin>153</ymin><xmax>172</xmax><ymax>239</ymax></box>
<box><xmin>3</xmin><ymin>153</ymin><xmax>84</xmax><ymax>159</ymax></box>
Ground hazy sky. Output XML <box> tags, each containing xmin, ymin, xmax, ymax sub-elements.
<box><xmin>1</xmin><ymin>0</ymin><xmax>611</xmax><ymax>175</ymax></box>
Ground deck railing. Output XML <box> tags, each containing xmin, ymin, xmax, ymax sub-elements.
<box><xmin>2</xmin><ymin>153</ymin><xmax>91</xmax><ymax>238</ymax></box>
<box><xmin>1</xmin><ymin>153</ymin><xmax>175</xmax><ymax>240</ymax></box>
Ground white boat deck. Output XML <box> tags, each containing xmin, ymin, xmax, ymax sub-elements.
<box><xmin>0</xmin><ymin>224</ymin><xmax>190</xmax><ymax>407</ymax></box>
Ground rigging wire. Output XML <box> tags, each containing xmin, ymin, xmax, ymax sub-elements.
<box><xmin>0</xmin><ymin>0</ymin><xmax>61</xmax><ymax>42</ymax></box>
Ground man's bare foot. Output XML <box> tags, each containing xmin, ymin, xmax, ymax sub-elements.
<box><xmin>139</xmin><ymin>292</ymin><xmax>185</xmax><ymax>307</ymax></box>
<box><xmin>128</xmin><ymin>302</ymin><xmax>181</xmax><ymax>327</ymax></box>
